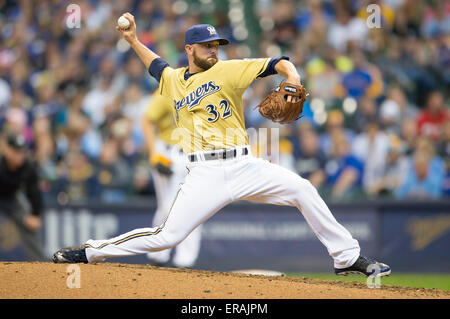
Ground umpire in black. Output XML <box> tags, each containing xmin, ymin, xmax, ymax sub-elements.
<box><xmin>0</xmin><ymin>132</ymin><xmax>46</xmax><ymax>261</ymax></box>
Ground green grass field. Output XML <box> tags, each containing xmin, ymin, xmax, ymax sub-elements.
<box><xmin>287</xmin><ymin>273</ymin><xmax>450</xmax><ymax>291</ymax></box>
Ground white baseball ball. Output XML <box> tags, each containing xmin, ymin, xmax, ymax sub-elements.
<box><xmin>117</xmin><ymin>16</ymin><xmax>130</xmax><ymax>30</ymax></box>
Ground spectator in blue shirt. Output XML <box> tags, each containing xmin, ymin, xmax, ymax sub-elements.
<box><xmin>341</xmin><ymin>50</ymin><xmax>373</xmax><ymax>100</ymax></box>
<box><xmin>325</xmin><ymin>131</ymin><xmax>364</xmax><ymax>200</ymax></box>
<box><xmin>395</xmin><ymin>151</ymin><xmax>444</xmax><ymax>199</ymax></box>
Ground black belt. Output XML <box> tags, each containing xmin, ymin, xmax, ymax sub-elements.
<box><xmin>188</xmin><ymin>147</ymin><xmax>249</xmax><ymax>162</ymax></box>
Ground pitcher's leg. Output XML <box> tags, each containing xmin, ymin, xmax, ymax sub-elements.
<box><xmin>235</xmin><ymin>158</ymin><xmax>360</xmax><ymax>269</ymax></box>
<box><xmin>84</xmin><ymin>164</ymin><xmax>231</xmax><ymax>263</ymax></box>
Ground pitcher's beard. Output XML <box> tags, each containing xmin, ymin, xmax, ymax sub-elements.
<box><xmin>193</xmin><ymin>51</ymin><xmax>218</xmax><ymax>70</ymax></box>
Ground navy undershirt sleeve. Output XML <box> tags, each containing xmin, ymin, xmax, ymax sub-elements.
<box><xmin>258</xmin><ymin>56</ymin><xmax>290</xmax><ymax>78</ymax></box>
<box><xmin>148</xmin><ymin>58</ymin><xmax>170</xmax><ymax>82</ymax></box>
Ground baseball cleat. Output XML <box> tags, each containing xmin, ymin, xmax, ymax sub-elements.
<box><xmin>334</xmin><ymin>255</ymin><xmax>391</xmax><ymax>277</ymax></box>
<box><xmin>52</xmin><ymin>245</ymin><xmax>89</xmax><ymax>263</ymax></box>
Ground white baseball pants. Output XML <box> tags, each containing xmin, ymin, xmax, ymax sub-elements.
<box><xmin>147</xmin><ymin>140</ymin><xmax>202</xmax><ymax>268</ymax></box>
<box><xmin>85</xmin><ymin>146</ymin><xmax>360</xmax><ymax>269</ymax></box>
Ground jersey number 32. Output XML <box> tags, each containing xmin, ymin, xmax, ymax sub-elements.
<box><xmin>204</xmin><ymin>99</ymin><xmax>231</xmax><ymax>123</ymax></box>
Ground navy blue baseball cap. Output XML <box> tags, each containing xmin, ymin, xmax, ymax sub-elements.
<box><xmin>184</xmin><ymin>24</ymin><xmax>229</xmax><ymax>46</ymax></box>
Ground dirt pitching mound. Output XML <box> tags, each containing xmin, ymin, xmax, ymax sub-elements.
<box><xmin>0</xmin><ymin>262</ymin><xmax>448</xmax><ymax>299</ymax></box>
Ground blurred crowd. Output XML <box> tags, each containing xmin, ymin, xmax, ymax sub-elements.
<box><xmin>0</xmin><ymin>0</ymin><xmax>449</xmax><ymax>204</ymax></box>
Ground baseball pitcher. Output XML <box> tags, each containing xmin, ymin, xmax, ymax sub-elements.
<box><xmin>53</xmin><ymin>13</ymin><xmax>391</xmax><ymax>277</ymax></box>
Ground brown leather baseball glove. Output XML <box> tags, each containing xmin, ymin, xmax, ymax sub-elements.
<box><xmin>257</xmin><ymin>81</ymin><xmax>308</xmax><ymax>124</ymax></box>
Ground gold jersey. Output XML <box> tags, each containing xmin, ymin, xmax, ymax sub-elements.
<box><xmin>144</xmin><ymin>91</ymin><xmax>177</xmax><ymax>145</ymax></box>
<box><xmin>158</xmin><ymin>58</ymin><xmax>271</xmax><ymax>153</ymax></box>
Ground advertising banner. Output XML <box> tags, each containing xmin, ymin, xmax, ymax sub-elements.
<box><xmin>1</xmin><ymin>201</ymin><xmax>449</xmax><ymax>272</ymax></box>
<box><xmin>0</xmin><ymin>202</ymin><xmax>377</xmax><ymax>272</ymax></box>
<box><xmin>380</xmin><ymin>209</ymin><xmax>450</xmax><ymax>272</ymax></box>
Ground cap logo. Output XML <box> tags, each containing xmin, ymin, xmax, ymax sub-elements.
<box><xmin>207</xmin><ymin>26</ymin><xmax>217</xmax><ymax>35</ymax></box>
